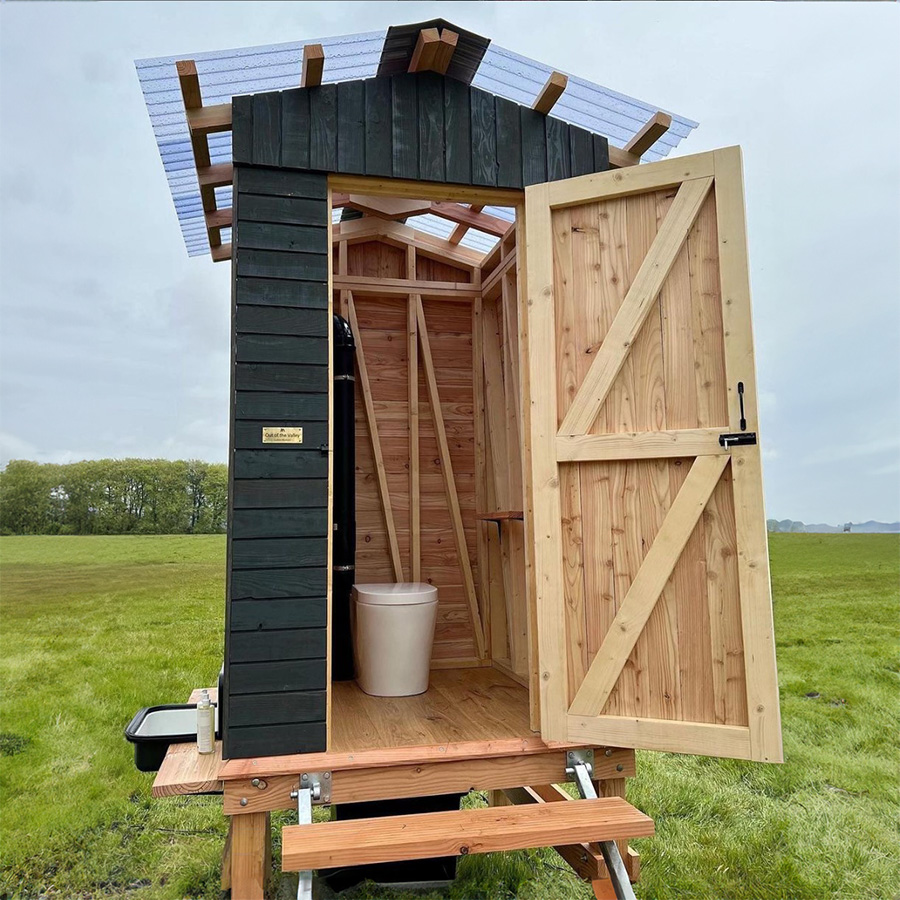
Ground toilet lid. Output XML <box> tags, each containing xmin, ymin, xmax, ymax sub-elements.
<box><xmin>353</xmin><ymin>583</ymin><xmax>438</xmax><ymax>606</ymax></box>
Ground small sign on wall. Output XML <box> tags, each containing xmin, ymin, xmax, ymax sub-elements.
<box><xmin>262</xmin><ymin>426</ymin><xmax>304</xmax><ymax>444</ymax></box>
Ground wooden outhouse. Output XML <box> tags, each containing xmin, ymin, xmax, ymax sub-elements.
<box><xmin>141</xmin><ymin>20</ymin><xmax>782</xmax><ymax>899</ymax></box>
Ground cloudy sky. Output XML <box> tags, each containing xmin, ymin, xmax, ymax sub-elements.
<box><xmin>1</xmin><ymin>1</ymin><xmax>898</xmax><ymax>524</ymax></box>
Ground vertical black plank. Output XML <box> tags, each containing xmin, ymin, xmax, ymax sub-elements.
<box><xmin>364</xmin><ymin>77</ymin><xmax>392</xmax><ymax>177</ymax></box>
<box><xmin>337</xmin><ymin>80</ymin><xmax>365</xmax><ymax>175</ymax></box>
<box><xmin>281</xmin><ymin>88</ymin><xmax>310</xmax><ymax>169</ymax></box>
<box><xmin>519</xmin><ymin>106</ymin><xmax>546</xmax><ymax>186</ymax></box>
<box><xmin>495</xmin><ymin>96</ymin><xmax>523</xmax><ymax>189</ymax></box>
<box><xmin>546</xmin><ymin>116</ymin><xmax>571</xmax><ymax>182</ymax></box>
<box><xmin>252</xmin><ymin>92</ymin><xmax>281</xmax><ymax>167</ymax></box>
<box><xmin>226</xmin><ymin>165</ymin><xmax>330</xmax><ymax>760</ymax></box>
<box><xmin>443</xmin><ymin>79</ymin><xmax>471</xmax><ymax>185</ymax></box>
<box><xmin>232</xmin><ymin>94</ymin><xmax>253</xmax><ymax>165</ymax></box>
<box><xmin>592</xmin><ymin>133</ymin><xmax>610</xmax><ymax>172</ymax></box>
<box><xmin>569</xmin><ymin>124</ymin><xmax>594</xmax><ymax>177</ymax></box>
<box><xmin>308</xmin><ymin>84</ymin><xmax>337</xmax><ymax>172</ymax></box>
<box><xmin>417</xmin><ymin>73</ymin><xmax>445</xmax><ymax>183</ymax></box>
<box><xmin>469</xmin><ymin>86</ymin><xmax>497</xmax><ymax>187</ymax></box>
<box><xmin>391</xmin><ymin>74</ymin><xmax>418</xmax><ymax>180</ymax></box>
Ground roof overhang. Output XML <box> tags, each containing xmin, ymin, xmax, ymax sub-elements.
<box><xmin>135</xmin><ymin>25</ymin><xmax>698</xmax><ymax>260</ymax></box>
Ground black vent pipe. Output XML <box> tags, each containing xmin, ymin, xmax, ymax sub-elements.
<box><xmin>331</xmin><ymin>314</ymin><xmax>356</xmax><ymax>681</ymax></box>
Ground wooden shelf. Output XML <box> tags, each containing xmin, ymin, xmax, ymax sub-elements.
<box><xmin>476</xmin><ymin>511</ymin><xmax>524</xmax><ymax>521</ymax></box>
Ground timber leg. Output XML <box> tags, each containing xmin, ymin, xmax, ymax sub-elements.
<box><xmin>221</xmin><ymin>818</ymin><xmax>233</xmax><ymax>893</ymax></box>
<box><xmin>600</xmin><ymin>777</ymin><xmax>641</xmax><ymax>882</ymax></box>
<box><xmin>230</xmin><ymin>812</ymin><xmax>269</xmax><ymax>900</ymax></box>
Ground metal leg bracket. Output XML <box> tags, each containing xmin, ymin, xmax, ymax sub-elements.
<box><xmin>567</xmin><ymin>756</ymin><xmax>637</xmax><ymax>900</ymax></box>
<box><xmin>290</xmin><ymin>786</ymin><xmax>314</xmax><ymax>900</ymax></box>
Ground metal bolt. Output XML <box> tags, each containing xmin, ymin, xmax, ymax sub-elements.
<box><xmin>240</xmin><ymin>798</ymin><xmax>248</xmax><ymax>807</ymax></box>
<box><xmin>605</xmin><ymin>749</ymin><xmax>613</xmax><ymax>757</ymax></box>
<box><xmin>251</xmin><ymin>778</ymin><xmax>267</xmax><ymax>790</ymax></box>
<box><xmin>301</xmin><ymin>773</ymin><xmax>309</xmax><ymax>782</ymax></box>
<box><xmin>323</xmin><ymin>772</ymin><xmax>331</xmax><ymax>779</ymax></box>
<box><xmin>616</xmin><ymin>764</ymin><xmax>624</xmax><ymax>772</ymax></box>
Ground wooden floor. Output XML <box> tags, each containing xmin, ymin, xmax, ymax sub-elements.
<box><xmin>330</xmin><ymin>666</ymin><xmax>534</xmax><ymax>752</ymax></box>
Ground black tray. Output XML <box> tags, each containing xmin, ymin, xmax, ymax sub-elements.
<box><xmin>125</xmin><ymin>703</ymin><xmax>219</xmax><ymax>773</ymax></box>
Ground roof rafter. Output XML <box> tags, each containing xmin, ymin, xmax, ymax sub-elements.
<box><xmin>532</xmin><ymin>71</ymin><xmax>567</xmax><ymax>114</ymax></box>
<box><xmin>408</xmin><ymin>27</ymin><xmax>458</xmax><ymax>75</ymax></box>
<box><xmin>301</xmin><ymin>44</ymin><xmax>325</xmax><ymax>87</ymax></box>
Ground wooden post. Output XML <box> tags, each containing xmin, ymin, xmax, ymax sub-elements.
<box><xmin>407</xmin><ymin>247</ymin><xmax>421</xmax><ymax>582</ymax></box>
<box><xmin>230</xmin><ymin>812</ymin><xmax>269</xmax><ymax>900</ymax></box>
<box><xmin>220</xmin><ymin>818</ymin><xmax>233</xmax><ymax>892</ymax></box>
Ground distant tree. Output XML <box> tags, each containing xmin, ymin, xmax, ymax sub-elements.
<box><xmin>0</xmin><ymin>459</ymin><xmax>228</xmax><ymax>535</ymax></box>
<box><xmin>0</xmin><ymin>461</ymin><xmax>54</xmax><ymax>534</ymax></box>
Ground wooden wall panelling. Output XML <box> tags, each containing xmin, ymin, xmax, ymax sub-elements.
<box><xmin>481</xmin><ymin>297</ymin><xmax>527</xmax><ymax>676</ymax></box>
<box><xmin>225</xmin><ymin>165</ymin><xmax>330</xmax><ymax>759</ymax></box>
<box><xmin>239</xmin><ymin>78</ymin><xmax>610</xmax><ymax>191</ymax></box>
<box><xmin>500</xmin><ymin>267</ymin><xmax>529</xmax><ymax>681</ymax></box>
<box><xmin>346</xmin><ymin>293</ymin><xmax>404</xmax><ymax>582</ymax></box>
<box><xmin>417</xmin><ymin>297</ymin><xmax>486</xmax><ymax>658</ymax></box>
<box><xmin>472</xmin><ymin>292</ymin><xmax>492</xmax><ymax>655</ymax></box>
<box><xmin>347</xmin><ymin>242</ymin><xmax>482</xmax><ymax>665</ymax></box>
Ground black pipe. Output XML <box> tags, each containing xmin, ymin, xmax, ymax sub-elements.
<box><xmin>331</xmin><ymin>314</ymin><xmax>356</xmax><ymax>681</ymax></box>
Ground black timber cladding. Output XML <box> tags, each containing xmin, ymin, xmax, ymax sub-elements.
<box><xmin>223</xmin><ymin>164</ymin><xmax>329</xmax><ymax>759</ymax></box>
<box><xmin>224</xmin><ymin>72</ymin><xmax>610</xmax><ymax>760</ymax></box>
<box><xmin>231</xmin><ymin>72</ymin><xmax>610</xmax><ymax>187</ymax></box>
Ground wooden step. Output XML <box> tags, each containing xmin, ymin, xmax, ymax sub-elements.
<box><xmin>281</xmin><ymin>796</ymin><xmax>653</xmax><ymax>871</ymax></box>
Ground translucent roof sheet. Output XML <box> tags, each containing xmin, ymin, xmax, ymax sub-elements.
<box><xmin>136</xmin><ymin>30</ymin><xmax>698</xmax><ymax>258</ymax></box>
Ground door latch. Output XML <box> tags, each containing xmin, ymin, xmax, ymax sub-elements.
<box><xmin>719</xmin><ymin>431</ymin><xmax>757</xmax><ymax>448</ymax></box>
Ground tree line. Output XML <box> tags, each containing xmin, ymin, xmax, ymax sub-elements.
<box><xmin>0</xmin><ymin>459</ymin><xmax>228</xmax><ymax>535</ymax></box>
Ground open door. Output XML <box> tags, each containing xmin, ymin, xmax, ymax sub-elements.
<box><xmin>522</xmin><ymin>147</ymin><xmax>782</xmax><ymax>762</ymax></box>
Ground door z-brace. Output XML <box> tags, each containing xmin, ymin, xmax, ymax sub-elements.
<box><xmin>566</xmin><ymin>751</ymin><xmax>638</xmax><ymax>900</ymax></box>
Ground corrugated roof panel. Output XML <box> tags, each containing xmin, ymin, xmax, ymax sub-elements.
<box><xmin>135</xmin><ymin>30</ymin><xmax>698</xmax><ymax>258</ymax></box>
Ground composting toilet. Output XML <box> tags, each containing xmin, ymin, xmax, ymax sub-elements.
<box><xmin>352</xmin><ymin>583</ymin><xmax>438</xmax><ymax>697</ymax></box>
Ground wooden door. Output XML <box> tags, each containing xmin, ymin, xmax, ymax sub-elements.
<box><xmin>522</xmin><ymin>147</ymin><xmax>782</xmax><ymax>762</ymax></box>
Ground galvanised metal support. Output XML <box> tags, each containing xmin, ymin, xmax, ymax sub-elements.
<box><xmin>290</xmin><ymin>786</ymin><xmax>314</xmax><ymax>900</ymax></box>
<box><xmin>567</xmin><ymin>755</ymin><xmax>637</xmax><ymax>900</ymax></box>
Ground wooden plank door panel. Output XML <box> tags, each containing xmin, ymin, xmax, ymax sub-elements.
<box><xmin>523</xmin><ymin>148</ymin><xmax>782</xmax><ymax>762</ymax></box>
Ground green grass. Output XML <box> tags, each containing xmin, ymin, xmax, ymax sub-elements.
<box><xmin>1</xmin><ymin>534</ymin><xmax>897</xmax><ymax>899</ymax></box>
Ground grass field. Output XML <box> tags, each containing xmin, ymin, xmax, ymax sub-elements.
<box><xmin>0</xmin><ymin>534</ymin><xmax>897</xmax><ymax>900</ymax></box>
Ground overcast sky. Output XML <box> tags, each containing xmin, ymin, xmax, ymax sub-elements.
<box><xmin>1</xmin><ymin>1</ymin><xmax>898</xmax><ymax>524</ymax></box>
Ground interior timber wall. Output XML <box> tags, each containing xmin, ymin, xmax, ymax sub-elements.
<box><xmin>335</xmin><ymin>239</ymin><xmax>484</xmax><ymax>665</ymax></box>
<box><xmin>476</xmin><ymin>231</ymin><xmax>531</xmax><ymax>685</ymax></box>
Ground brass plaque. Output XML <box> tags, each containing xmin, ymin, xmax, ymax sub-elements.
<box><xmin>262</xmin><ymin>426</ymin><xmax>304</xmax><ymax>444</ymax></box>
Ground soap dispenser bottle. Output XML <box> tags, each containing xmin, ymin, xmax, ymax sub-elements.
<box><xmin>196</xmin><ymin>689</ymin><xmax>215</xmax><ymax>755</ymax></box>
